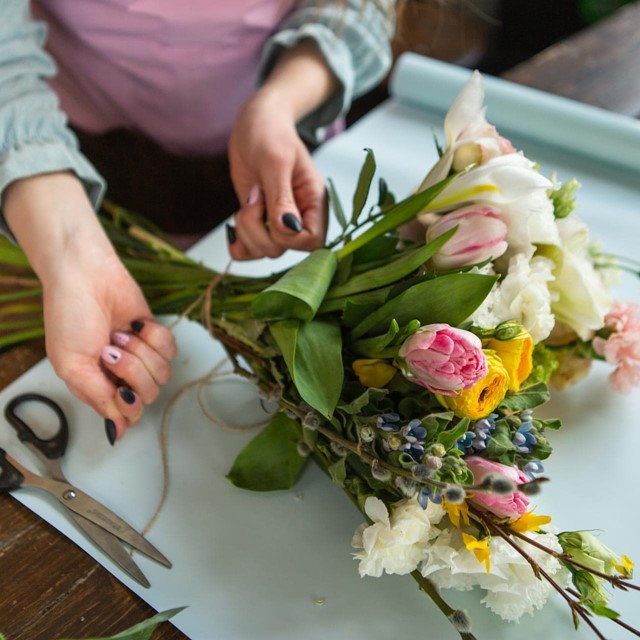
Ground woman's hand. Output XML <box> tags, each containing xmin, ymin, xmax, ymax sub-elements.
<box><xmin>227</xmin><ymin>39</ymin><xmax>339</xmax><ymax>260</ymax></box>
<box><xmin>228</xmin><ymin>89</ymin><xmax>327</xmax><ymax>260</ymax></box>
<box><xmin>4</xmin><ymin>173</ymin><xmax>176</xmax><ymax>442</ymax></box>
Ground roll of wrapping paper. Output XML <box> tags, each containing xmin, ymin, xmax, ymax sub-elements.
<box><xmin>389</xmin><ymin>53</ymin><xmax>640</xmax><ymax>174</ymax></box>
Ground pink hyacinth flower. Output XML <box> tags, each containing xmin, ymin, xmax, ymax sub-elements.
<box><xmin>398</xmin><ymin>324</ymin><xmax>487</xmax><ymax>396</ymax></box>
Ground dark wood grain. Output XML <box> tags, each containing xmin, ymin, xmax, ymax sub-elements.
<box><xmin>1</xmin><ymin>5</ymin><xmax>638</xmax><ymax>638</ymax></box>
<box><xmin>0</xmin><ymin>342</ymin><xmax>187</xmax><ymax>639</ymax></box>
<box><xmin>502</xmin><ymin>0</ymin><xmax>640</xmax><ymax>118</ymax></box>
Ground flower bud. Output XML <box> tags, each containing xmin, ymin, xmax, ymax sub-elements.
<box><xmin>398</xmin><ymin>324</ymin><xmax>487</xmax><ymax>396</ymax></box>
<box><xmin>426</xmin><ymin>205</ymin><xmax>508</xmax><ymax>270</ymax></box>
<box><xmin>352</xmin><ymin>358</ymin><xmax>397</xmax><ymax>388</ymax></box>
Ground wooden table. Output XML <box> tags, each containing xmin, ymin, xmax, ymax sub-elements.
<box><xmin>1</xmin><ymin>3</ymin><xmax>639</xmax><ymax>637</ymax></box>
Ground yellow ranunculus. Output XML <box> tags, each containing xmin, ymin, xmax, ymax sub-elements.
<box><xmin>436</xmin><ymin>351</ymin><xmax>509</xmax><ymax>419</ymax></box>
<box><xmin>486</xmin><ymin>331</ymin><xmax>534</xmax><ymax>392</ymax></box>
<box><xmin>352</xmin><ymin>359</ymin><xmax>397</xmax><ymax>388</ymax></box>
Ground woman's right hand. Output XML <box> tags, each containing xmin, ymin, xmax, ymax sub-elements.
<box><xmin>4</xmin><ymin>172</ymin><xmax>176</xmax><ymax>442</ymax></box>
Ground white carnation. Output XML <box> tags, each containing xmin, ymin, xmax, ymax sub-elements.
<box><xmin>470</xmin><ymin>254</ymin><xmax>556</xmax><ymax>343</ymax></box>
<box><xmin>352</xmin><ymin>496</ymin><xmax>445</xmax><ymax>578</ymax></box>
<box><xmin>422</xmin><ymin>527</ymin><xmax>571</xmax><ymax>622</ymax></box>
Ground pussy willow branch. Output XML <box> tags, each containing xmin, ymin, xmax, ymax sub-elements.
<box><xmin>502</xmin><ymin>520</ymin><xmax>639</xmax><ymax>592</ymax></box>
<box><xmin>567</xmin><ymin>589</ymin><xmax>640</xmax><ymax>639</ymax></box>
<box><xmin>476</xmin><ymin>510</ymin><xmax>610</xmax><ymax>640</ymax></box>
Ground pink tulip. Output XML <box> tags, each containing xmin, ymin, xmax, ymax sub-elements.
<box><xmin>398</xmin><ymin>324</ymin><xmax>487</xmax><ymax>396</ymax></box>
<box><xmin>466</xmin><ymin>456</ymin><xmax>530</xmax><ymax>519</ymax></box>
<box><xmin>426</xmin><ymin>205</ymin><xmax>508</xmax><ymax>270</ymax></box>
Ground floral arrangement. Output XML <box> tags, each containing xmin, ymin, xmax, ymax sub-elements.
<box><xmin>2</xmin><ymin>72</ymin><xmax>640</xmax><ymax>638</ymax></box>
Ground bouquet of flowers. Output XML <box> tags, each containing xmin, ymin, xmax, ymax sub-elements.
<box><xmin>2</xmin><ymin>72</ymin><xmax>640</xmax><ymax>639</ymax></box>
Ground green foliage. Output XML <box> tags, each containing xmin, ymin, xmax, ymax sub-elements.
<box><xmin>326</xmin><ymin>229</ymin><xmax>455</xmax><ymax>300</ymax></box>
<box><xmin>351</xmin><ymin>148</ymin><xmax>377</xmax><ymax>225</ymax></box>
<box><xmin>57</xmin><ymin>607</ymin><xmax>186</xmax><ymax>640</ymax></box>
<box><xmin>350</xmin><ymin>272</ymin><xmax>498</xmax><ymax>339</ymax></box>
<box><xmin>252</xmin><ymin>249</ymin><xmax>337</xmax><ymax>321</ymax></box>
<box><xmin>499</xmin><ymin>382</ymin><xmax>550</xmax><ymax>412</ymax></box>
<box><xmin>226</xmin><ymin>412</ymin><xmax>307</xmax><ymax>491</ymax></box>
<box><xmin>270</xmin><ymin>319</ymin><xmax>343</xmax><ymax>418</ymax></box>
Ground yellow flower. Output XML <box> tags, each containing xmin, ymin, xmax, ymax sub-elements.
<box><xmin>612</xmin><ymin>555</ymin><xmax>634</xmax><ymax>578</ymax></box>
<box><xmin>436</xmin><ymin>350</ymin><xmax>509</xmax><ymax>419</ymax></box>
<box><xmin>509</xmin><ymin>509</ymin><xmax>552</xmax><ymax>534</ymax></box>
<box><xmin>443</xmin><ymin>499</ymin><xmax>470</xmax><ymax>529</ymax></box>
<box><xmin>462</xmin><ymin>532</ymin><xmax>491</xmax><ymax>574</ymax></box>
<box><xmin>485</xmin><ymin>331</ymin><xmax>534</xmax><ymax>392</ymax></box>
<box><xmin>352</xmin><ymin>359</ymin><xmax>397</xmax><ymax>388</ymax></box>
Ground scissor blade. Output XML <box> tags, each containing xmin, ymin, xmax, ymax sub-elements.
<box><xmin>13</xmin><ymin>458</ymin><xmax>172</xmax><ymax>568</ymax></box>
<box><xmin>67</xmin><ymin>510</ymin><xmax>151</xmax><ymax>588</ymax></box>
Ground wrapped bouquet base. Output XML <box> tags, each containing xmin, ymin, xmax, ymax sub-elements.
<box><xmin>2</xmin><ymin>71</ymin><xmax>640</xmax><ymax>639</ymax></box>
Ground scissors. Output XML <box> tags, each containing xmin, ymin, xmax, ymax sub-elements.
<box><xmin>1</xmin><ymin>392</ymin><xmax>171</xmax><ymax>588</ymax></box>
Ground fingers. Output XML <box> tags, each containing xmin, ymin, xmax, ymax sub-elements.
<box><xmin>101</xmin><ymin>320</ymin><xmax>175</xmax><ymax>405</ymax></box>
<box><xmin>63</xmin><ymin>318</ymin><xmax>176</xmax><ymax>444</ymax></box>
<box><xmin>228</xmin><ymin>148</ymin><xmax>328</xmax><ymax>261</ymax></box>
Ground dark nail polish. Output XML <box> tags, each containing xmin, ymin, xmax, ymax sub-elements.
<box><xmin>131</xmin><ymin>320</ymin><xmax>145</xmax><ymax>334</ymax></box>
<box><xmin>119</xmin><ymin>387</ymin><xmax>136</xmax><ymax>405</ymax></box>
<box><xmin>282</xmin><ymin>212</ymin><xmax>302</xmax><ymax>233</ymax></box>
<box><xmin>226</xmin><ymin>223</ymin><xmax>237</xmax><ymax>244</ymax></box>
<box><xmin>105</xmin><ymin>418</ymin><xmax>117</xmax><ymax>446</ymax></box>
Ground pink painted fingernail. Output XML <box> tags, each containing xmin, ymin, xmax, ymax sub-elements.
<box><xmin>101</xmin><ymin>345</ymin><xmax>122</xmax><ymax>364</ymax></box>
<box><xmin>247</xmin><ymin>184</ymin><xmax>261</xmax><ymax>205</ymax></box>
<box><xmin>111</xmin><ymin>331</ymin><xmax>131</xmax><ymax>348</ymax></box>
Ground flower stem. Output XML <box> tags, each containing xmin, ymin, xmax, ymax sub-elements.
<box><xmin>410</xmin><ymin>571</ymin><xmax>478</xmax><ymax>640</ymax></box>
<box><xmin>476</xmin><ymin>510</ymin><xmax>611</xmax><ymax>640</ymax></box>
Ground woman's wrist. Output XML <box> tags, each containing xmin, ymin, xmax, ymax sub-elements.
<box><xmin>3</xmin><ymin>172</ymin><xmax>116</xmax><ymax>285</ymax></box>
<box><xmin>260</xmin><ymin>38</ymin><xmax>340</xmax><ymax>123</ymax></box>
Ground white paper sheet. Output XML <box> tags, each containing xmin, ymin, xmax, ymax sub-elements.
<box><xmin>2</xmin><ymin>54</ymin><xmax>639</xmax><ymax>639</ymax></box>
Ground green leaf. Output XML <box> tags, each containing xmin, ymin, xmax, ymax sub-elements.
<box><xmin>336</xmin><ymin>174</ymin><xmax>455</xmax><ymax>260</ymax></box>
<box><xmin>350</xmin><ymin>320</ymin><xmax>400</xmax><ymax>357</ymax></box>
<box><xmin>319</xmin><ymin>287</ymin><xmax>391</xmax><ymax>318</ymax></box>
<box><xmin>535</xmin><ymin>418</ymin><xmax>562</xmax><ymax>431</ymax></box>
<box><xmin>227</xmin><ymin>412</ymin><xmax>307</xmax><ymax>491</ymax></box>
<box><xmin>58</xmin><ymin>607</ymin><xmax>187</xmax><ymax>640</ymax></box>
<box><xmin>585</xmin><ymin>603</ymin><xmax>620</xmax><ymax>620</ymax></box>
<box><xmin>485</xmin><ymin>421</ymin><xmax>517</xmax><ymax>459</ymax></box>
<box><xmin>252</xmin><ymin>249</ymin><xmax>338</xmax><ymax>321</ymax></box>
<box><xmin>327</xmin><ymin>177</ymin><xmax>348</xmax><ymax>230</ymax></box>
<box><xmin>270</xmin><ymin>319</ymin><xmax>343</xmax><ymax>418</ymax></box>
<box><xmin>377</xmin><ymin>177</ymin><xmax>396</xmax><ymax>210</ymax></box>
<box><xmin>351</xmin><ymin>148</ymin><xmax>376</xmax><ymax>225</ymax></box>
<box><xmin>499</xmin><ymin>382</ymin><xmax>550</xmax><ymax>412</ymax></box>
<box><xmin>352</xmin><ymin>234</ymin><xmax>399</xmax><ymax>265</ymax></box>
<box><xmin>328</xmin><ymin>457</ymin><xmax>347</xmax><ymax>487</ymax></box>
<box><xmin>437</xmin><ymin>418</ymin><xmax>470</xmax><ymax>452</ymax></box>
<box><xmin>337</xmin><ymin>387</ymin><xmax>389</xmax><ymax>415</ymax></box>
<box><xmin>326</xmin><ymin>229</ymin><xmax>455</xmax><ymax>300</ymax></box>
<box><xmin>350</xmin><ymin>273</ymin><xmax>497</xmax><ymax>339</ymax></box>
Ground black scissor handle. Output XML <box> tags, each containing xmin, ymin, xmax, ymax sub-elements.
<box><xmin>0</xmin><ymin>448</ymin><xmax>25</xmax><ymax>491</ymax></box>
<box><xmin>4</xmin><ymin>393</ymin><xmax>69</xmax><ymax>460</ymax></box>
